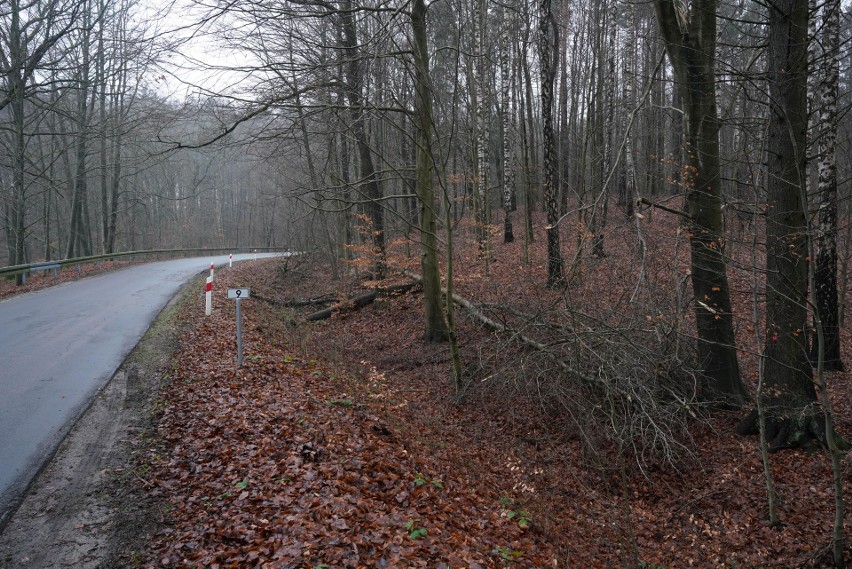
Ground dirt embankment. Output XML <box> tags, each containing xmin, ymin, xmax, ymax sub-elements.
<box><xmin>0</xmin><ymin>285</ymin><xmax>190</xmax><ymax>569</ymax></box>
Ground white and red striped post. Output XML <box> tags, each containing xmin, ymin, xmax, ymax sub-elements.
<box><xmin>228</xmin><ymin>253</ymin><xmax>233</xmax><ymax>268</ymax></box>
<box><xmin>253</xmin><ymin>249</ymin><xmax>257</xmax><ymax>261</ymax></box>
<box><xmin>205</xmin><ymin>276</ymin><xmax>213</xmax><ymax>316</ymax></box>
<box><xmin>210</xmin><ymin>262</ymin><xmax>215</xmax><ymax>277</ymax></box>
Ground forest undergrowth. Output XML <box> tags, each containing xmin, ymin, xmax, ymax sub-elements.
<box><xmin>141</xmin><ymin>208</ymin><xmax>851</xmax><ymax>567</ymax></box>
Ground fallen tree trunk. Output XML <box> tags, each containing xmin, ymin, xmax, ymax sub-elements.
<box><xmin>254</xmin><ymin>293</ymin><xmax>336</xmax><ymax>308</ymax></box>
<box><xmin>305</xmin><ymin>281</ymin><xmax>421</xmax><ymax>321</ymax></box>
<box><xmin>400</xmin><ymin>271</ymin><xmax>701</xmax><ymax>456</ymax></box>
<box><xmin>403</xmin><ymin>270</ymin><xmax>698</xmax><ymax>416</ymax></box>
<box><xmin>401</xmin><ymin>270</ymin><xmax>551</xmax><ymax>354</ymax></box>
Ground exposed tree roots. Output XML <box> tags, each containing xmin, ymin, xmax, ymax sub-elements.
<box><xmin>736</xmin><ymin>408</ymin><xmax>831</xmax><ymax>452</ymax></box>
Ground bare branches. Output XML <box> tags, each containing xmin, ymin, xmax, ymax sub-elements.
<box><xmin>638</xmin><ymin>197</ymin><xmax>692</xmax><ymax>220</ymax></box>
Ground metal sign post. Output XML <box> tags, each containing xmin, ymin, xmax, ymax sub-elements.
<box><xmin>227</xmin><ymin>288</ymin><xmax>250</xmax><ymax>367</ymax></box>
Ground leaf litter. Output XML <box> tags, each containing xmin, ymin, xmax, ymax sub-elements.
<box><xmin>143</xmin><ymin>215</ymin><xmax>852</xmax><ymax>568</ymax></box>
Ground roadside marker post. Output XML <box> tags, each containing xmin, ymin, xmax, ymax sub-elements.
<box><xmin>210</xmin><ymin>263</ymin><xmax>215</xmax><ymax>277</ymax></box>
<box><xmin>205</xmin><ymin>277</ymin><xmax>213</xmax><ymax>316</ymax></box>
<box><xmin>229</xmin><ymin>254</ymin><xmax>233</xmax><ymax>268</ymax></box>
<box><xmin>253</xmin><ymin>249</ymin><xmax>257</xmax><ymax>261</ymax></box>
<box><xmin>228</xmin><ymin>288</ymin><xmax>250</xmax><ymax>367</ymax></box>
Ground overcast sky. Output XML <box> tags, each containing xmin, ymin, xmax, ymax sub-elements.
<box><xmin>144</xmin><ymin>0</ymin><xmax>260</xmax><ymax>102</ymax></box>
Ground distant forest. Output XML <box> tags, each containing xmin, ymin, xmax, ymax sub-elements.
<box><xmin>2</xmin><ymin>0</ymin><xmax>847</xmax><ymax>269</ymax></box>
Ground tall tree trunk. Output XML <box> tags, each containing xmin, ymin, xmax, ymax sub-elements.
<box><xmin>340</xmin><ymin>0</ymin><xmax>385</xmax><ymax>278</ymax></box>
<box><xmin>473</xmin><ymin>0</ymin><xmax>490</xmax><ymax>265</ymax></box>
<box><xmin>97</xmin><ymin>0</ymin><xmax>108</xmax><ymax>253</ymax></box>
<box><xmin>567</xmin><ymin>17</ymin><xmax>583</xmax><ymax>213</ymax></box>
<box><xmin>738</xmin><ymin>0</ymin><xmax>822</xmax><ymax>449</ymax></box>
<box><xmin>670</xmin><ymin>85</ymin><xmax>684</xmax><ymax>195</ymax></box>
<box><xmin>652</xmin><ymin>0</ymin><xmax>747</xmax><ymax>406</ymax></box>
<box><xmin>106</xmin><ymin>40</ymin><xmax>128</xmax><ymax>256</ymax></box>
<box><xmin>334</xmin><ymin>26</ymin><xmax>353</xmax><ymax>268</ymax></box>
<box><xmin>539</xmin><ymin>0</ymin><xmax>564</xmax><ymax>287</ymax></box>
<box><xmin>621</xmin><ymin>8</ymin><xmax>636</xmax><ymax>219</ymax></box>
<box><xmin>43</xmin><ymin>128</ymin><xmax>54</xmax><ymax>261</ymax></box>
<box><xmin>106</xmin><ymin>2</ymin><xmax>128</xmax><ymax>255</ymax></box>
<box><xmin>3</xmin><ymin>197</ymin><xmax>13</xmax><ymax>267</ymax></box>
<box><xmin>557</xmin><ymin>1</ymin><xmax>570</xmax><ymax>218</ymax></box>
<box><xmin>501</xmin><ymin>0</ymin><xmax>515</xmax><ymax>244</ymax></box>
<box><xmin>521</xmin><ymin>12</ymin><xmax>538</xmax><ymax>241</ymax></box>
<box><xmin>813</xmin><ymin>0</ymin><xmax>843</xmax><ymax>370</ymax></box>
<box><xmin>651</xmin><ymin>37</ymin><xmax>665</xmax><ymax>198</ymax></box>
<box><xmin>66</xmin><ymin>0</ymin><xmax>94</xmax><ymax>259</ymax></box>
<box><xmin>412</xmin><ymin>0</ymin><xmax>449</xmax><ymax>342</ymax></box>
<box><xmin>591</xmin><ymin>0</ymin><xmax>615</xmax><ymax>258</ymax></box>
<box><xmin>515</xmin><ymin>40</ymin><xmax>534</xmax><ymax>259</ymax></box>
<box><xmin>8</xmin><ymin>0</ymin><xmax>28</xmax><ymax>280</ymax></box>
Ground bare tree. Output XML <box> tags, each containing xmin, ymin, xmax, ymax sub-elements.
<box><xmin>737</xmin><ymin>0</ymin><xmax>821</xmax><ymax>450</ymax></box>
<box><xmin>472</xmin><ymin>0</ymin><xmax>490</xmax><ymax>264</ymax></box>
<box><xmin>500</xmin><ymin>0</ymin><xmax>515</xmax><ymax>244</ymax></box>
<box><xmin>591</xmin><ymin>0</ymin><xmax>616</xmax><ymax>258</ymax></box>
<box><xmin>339</xmin><ymin>0</ymin><xmax>385</xmax><ymax>278</ymax></box>
<box><xmin>65</xmin><ymin>0</ymin><xmax>96</xmax><ymax>258</ymax></box>
<box><xmin>0</xmin><ymin>0</ymin><xmax>79</xmax><ymax>274</ymax></box>
<box><xmin>539</xmin><ymin>0</ymin><xmax>564</xmax><ymax>287</ymax></box>
<box><xmin>652</xmin><ymin>0</ymin><xmax>747</xmax><ymax>406</ymax></box>
<box><xmin>411</xmin><ymin>0</ymin><xmax>448</xmax><ymax>342</ymax></box>
<box><xmin>813</xmin><ymin>0</ymin><xmax>843</xmax><ymax>370</ymax></box>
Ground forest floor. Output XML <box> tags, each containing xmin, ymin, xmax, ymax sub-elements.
<box><xmin>139</xmin><ymin>208</ymin><xmax>852</xmax><ymax>567</ymax></box>
<box><xmin>1</xmin><ymin>210</ymin><xmax>850</xmax><ymax>568</ymax></box>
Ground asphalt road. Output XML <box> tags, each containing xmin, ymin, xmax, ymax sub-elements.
<box><xmin>0</xmin><ymin>253</ymin><xmax>281</xmax><ymax>525</ymax></box>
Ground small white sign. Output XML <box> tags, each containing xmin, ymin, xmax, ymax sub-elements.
<box><xmin>227</xmin><ymin>288</ymin><xmax>250</xmax><ymax>299</ymax></box>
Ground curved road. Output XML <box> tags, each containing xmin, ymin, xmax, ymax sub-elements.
<box><xmin>0</xmin><ymin>253</ymin><xmax>281</xmax><ymax>525</ymax></box>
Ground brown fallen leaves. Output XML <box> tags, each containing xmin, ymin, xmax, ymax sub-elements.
<box><xmin>144</xmin><ymin>260</ymin><xmax>556</xmax><ymax>568</ymax></box>
<box><xmin>144</xmin><ymin>209</ymin><xmax>852</xmax><ymax>568</ymax></box>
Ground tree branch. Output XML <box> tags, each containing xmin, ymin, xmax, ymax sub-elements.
<box><xmin>638</xmin><ymin>197</ymin><xmax>693</xmax><ymax>219</ymax></box>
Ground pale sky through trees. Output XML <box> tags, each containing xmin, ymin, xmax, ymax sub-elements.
<box><xmin>147</xmin><ymin>0</ymin><xmax>261</xmax><ymax>101</ymax></box>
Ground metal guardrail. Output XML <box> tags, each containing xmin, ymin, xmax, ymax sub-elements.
<box><xmin>0</xmin><ymin>247</ymin><xmax>285</xmax><ymax>281</ymax></box>
<box><xmin>20</xmin><ymin>261</ymin><xmax>61</xmax><ymax>284</ymax></box>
